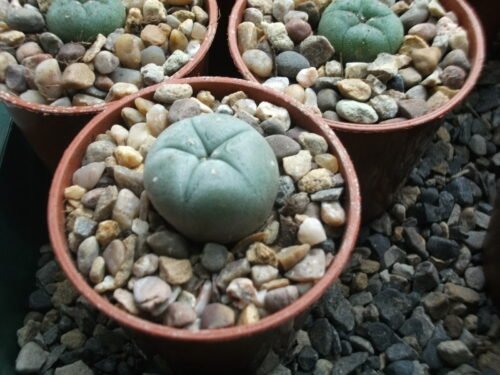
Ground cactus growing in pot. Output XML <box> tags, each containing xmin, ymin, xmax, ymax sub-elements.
<box><xmin>317</xmin><ymin>0</ymin><xmax>404</xmax><ymax>63</ymax></box>
<box><xmin>144</xmin><ymin>113</ymin><xmax>280</xmax><ymax>244</ymax></box>
<box><xmin>45</xmin><ymin>0</ymin><xmax>126</xmax><ymax>43</ymax></box>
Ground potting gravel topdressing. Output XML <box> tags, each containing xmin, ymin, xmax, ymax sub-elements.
<box><xmin>237</xmin><ymin>0</ymin><xmax>472</xmax><ymax>124</ymax></box>
<box><xmin>62</xmin><ymin>83</ymin><xmax>348</xmax><ymax>330</ymax></box>
<box><xmin>0</xmin><ymin>0</ymin><xmax>210</xmax><ymax>106</ymax></box>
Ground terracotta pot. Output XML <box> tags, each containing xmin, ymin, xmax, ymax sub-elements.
<box><xmin>467</xmin><ymin>0</ymin><xmax>499</xmax><ymax>53</ymax></box>
<box><xmin>0</xmin><ymin>0</ymin><xmax>218</xmax><ymax>171</ymax></box>
<box><xmin>484</xmin><ymin>186</ymin><xmax>500</xmax><ymax>309</ymax></box>
<box><xmin>228</xmin><ymin>0</ymin><xmax>486</xmax><ymax>222</ymax></box>
<box><xmin>48</xmin><ymin>77</ymin><xmax>361</xmax><ymax>374</ymax></box>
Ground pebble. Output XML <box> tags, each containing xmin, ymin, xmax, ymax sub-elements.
<box><xmin>285</xmin><ymin>249</ymin><xmax>325</xmax><ymax>282</ymax></box>
<box><xmin>105</xmin><ymin>83</ymin><xmax>139</xmax><ymax>102</ymax></box>
<box><xmin>54</xmin><ymin>360</ymin><xmax>93</xmax><ymax>375</ymax></box>
<box><xmin>299</xmin><ymin>35</ymin><xmax>334</xmax><ymax>67</ymax></box>
<box><xmin>369</xmin><ymin>95</ymin><xmax>399</xmax><ymax>120</ymax></box>
<box><xmin>15</xmin><ymin>342</ymin><xmax>48</xmax><ymax>373</ymax></box>
<box><xmin>16</xmin><ymin>42</ymin><xmax>43</xmax><ymax>63</ymax></box>
<box><xmin>114</xmin><ymin>145</ymin><xmax>143</xmax><ymax>168</ymax></box>
<box><xmin>441</xmin><ymin>49</ymin><xmax>471</xmax><ymax>71</ymax></box>
<box><xmin>264</xmin><ymin>285</ymin><xmax>299</xmax><ymax>312</ymax></box>
<box><xmin>39</xmin><ymin>32</ymin><xmax>63</xmax><ymax>56</ymax></box>
<box><xmin>367</xmin><ymin>53</ymin><xmax>399</xmax><ymax>81</ymax></box>
<box><xmin>62</xmin><ymin>63</ymin><xmax>95</xmax><ymax>90</ymax></box>
<box><xmin>266</xmin><ymin>134</ymin><xmax>301</xmax><ymax>160</ymax></box>
<box><xmin>400</xmin><ymin>0</ymin><xmax>429</xmax><ymax>30</ymax></box>
<box><xmin>34</xmin><ymin>58</ymin><xmax>63</xmax><ymax>100</ymax></box>
<box><xmin>409</xmin><ymin>23</ymin><xmax>438</xmax><ymax>42</ymax></box>
<box><xmin>297</xmin><ymin>217</ymin><xmax>327</xmax><ymax>245</ymax></box>
<box><xmin>114</xmin><ymin>288</ymin><xmax>139</xmax><ymax>314</ymax></box>
<box><xmin>296</xmin><ymin>67</ymin><xmax>318</xmax><ymax>88</ymax></box>
<box><xmin>159</xmin><ymin>256</ymin><xmax>193</xmax><ymax>285</ymax></box>
<box><xmin>398</xmin><ymin>98</ymin><xmax>429</xmax><ymax>118</ymax></box>
<box><xmin>200</xmin><ymin>303</ymin><xmax>236</xmax><ymax>329</ymax></box>
<box><xmin>227</xmin><ymin>278</ymin><xmax>258</xmax><ymax>308</ymax></box>
<box><xmin>56</xmin><ymin>43</ymin><xmax>86</xmax><ymax>64</ymax></box>
<box><xmin>94</xmin><ymin>51</ymin><xmax>119</xmax><ymax>75</ymax></box>
<box><xmin>321</xmin><ymin>201</ymin><xmax>346</xmax><ymax>227</ymax></box>
<box><xmin>412</xmin><ymin>47</ymin><xmax>442</xmax><ymax>76</ymax></box>
<box><xmin>133</xmin><ymin>276</ymin><xmax>171</xmax><ymax>314</ymax></box>
<box><xmin>5</xmin><ymin>64</ymin><xmax>26</xmax><ymax>92</ymax></box>
<box><xmin>7</xmin><ymin>4</ymin><xmax>45</xmax><ymax>33</ymax></box>
<box><xmin>242</xmin><ymin>49</ymin><xmax>273</xmax><ymax>78</ymax></box>
<box><xmin>437</xmin><ymin>340</ymin><xmax>474</xmax><ymax>367</ymax></box>
<box><xmin>154</xmin><ymin>83</ymin><xmax>193</xmax><ymax>104</ymax></box>
<box><xmin>262</xmin><ymin>22</ymin><xmax>294</xmax><ymax>51</ymax></box>
<box><xmin>276</xmin><ymin>51</ymin><xmax>310</xmax><ymax>79</ymax></box>
<box><xmin>163</xmin><ymin>50</ymin><xmax>190</xmax><ymax>75</ymax></box>
<box><xmin>237</xmin><ymin>22</ymin><xmax>258</xmax><ymax>52</ymax></box>
<box><xmin>336</xmin><ymin>100</ymin><xmax>379</xmax><ymax>124</ymax></box>
<box><xmin>441</xmin><ymin>65</ymin><xmax>466</xmax><ymax>89</ymax></box>
<box><xmin>73</xmin><ymin>162</ymin><xmax>106</xmax><ymax>190</ymax></box>
<box><xmin>114</xmin><ymin>34</ymin><xmax>144</xmax><ymax>69</ymax></box>
<box><xmin>77</xmin><ymin>237</ymin><xmax>99</xmax><ymax>276</ymax></box>
<box><xmin>251</xmin><ymin>265</ymin><xmax>279</xmax><ymax>287</ymax></box>
<box><xmin>201</xmin><ymin>243</ymin><xmax>228</xmax><ymax>273</ymax></box>
<box><xmin>285</xmin><ymin>18</ymin><xmax>312</xmax><ymax>44</ymax></box>
<box><xmin>337</xmin><ymin>79</ymin><xmax>372</xmax><ymax>102</ymax></box>
<box><xmin>165</xmin><ymin>302</ymin><xmax>197</xmax><ymax>327</ymax></box>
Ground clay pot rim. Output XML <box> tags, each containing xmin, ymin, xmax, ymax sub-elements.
<box><xmin>48</xmin><ymin>76</ymin><xmax>361</xmax><ymax>343</ymax></box>
<box><xmin>228</xmin><ymin>0</ymin><xmax>486</xmax><ymax>133</ymax></box>
<box><xmin>0</xmin><ymin>0</ymin><xmax>219</xmax><ymax>116</ymax></box>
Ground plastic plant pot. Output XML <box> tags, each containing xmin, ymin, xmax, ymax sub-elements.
<box><xmin>0</xmin><ymin>0</ymin><xmax>218</xmax><ymax>171</ymax></box>
<box><xmin>484</xmin><ymin>186</ymin><xmax>500</xmax><ymax>309</ymax></box>
<box><xmin>48</xmin><ymin>77</ymin><xmax>361</xmax><ymax>375</ymax></box>
<box><xmin>228</xmin><ymin>0</ymin><xmax>486</xmax><ymax>222</ymax></box>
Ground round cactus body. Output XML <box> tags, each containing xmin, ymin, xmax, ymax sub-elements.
<box><xmin>46</xmin><ymin>0</ymin><xmax>126</xmax><ymax>43</ymax></box>
<box><xmin>317</xmin><ymin>0</ymin><xmax>404</xmax><ymax>63</ymax></box>
<box><xmin>144</xmin><ymin>113</ymin><xmax>280</xmax><ymax>244</ymax></box>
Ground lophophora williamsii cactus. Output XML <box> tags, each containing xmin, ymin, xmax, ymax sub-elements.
<box><xmin>45</xmin><ymin>0</ymin><xmax>126</xmax><ymax>43</ymax></box>
<box><xmin>144</xmin><ymin>113</ymin><xmax>280</xmax><ymax>244</ymax></box>
<box><xmin>318</xmin><ymin>0</ymin><xmax>404</xmax><ymax>63</ymax></box>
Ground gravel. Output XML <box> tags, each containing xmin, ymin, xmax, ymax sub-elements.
<box><xmin>14</xmin><ymin>37</ymin><xmax>500</xmax><ymax>375</ymax></box>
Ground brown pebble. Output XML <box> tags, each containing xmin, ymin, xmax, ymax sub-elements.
<box><xmin>411</xmin><ymin>47</ymin><xmax>442</xmax><ymax>77</ymax></box>
<box><xmin>398</xmin><ymin>98</ymin><xmax>430</xmax><ymax>118</ymax></box>
<box><xmin>200</xmin><ymin>303</ymin><xmax>236</xmax><ymax>329</ymax></box>
<box><xmin>165</xmin><ymin>302</ymin><xmax>197</xmax><ymax>327</ymax></box>
<box><xmin>440</xmin><ymin>65</ymin><xmax>466</xmax><ymax>89</ymax></box>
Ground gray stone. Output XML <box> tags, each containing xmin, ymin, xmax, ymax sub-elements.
<box><xmin>266</xmin><ymin>134</ymin><xmax>301</xmax><ymax>160</ymax></box>
<box><xmin>437</xmin><ymin>340</ymin><xmax>474</xmax><ymax>367</ymax></box>
<box><xmin>322</xmin><ymin>284</ymin><xmax>355</xmax><ymax>332</ymax></box>
<box><xmin>331</xmin><ymin>352</ymin><xmax>368</xmax><ymax>374</ymax></box>
<box><xmin>336</xmin><ymin>100</ymin><xmax>378</xmax><ymax>124</ymax></box>
<box><xmin>299</xmin><ymin>35</ymin><xmax>335</xmax><ymax>67</ymax></box>
<box><xmin>39</xmin><ymin>32</ymin><xmax>63</xmax><ymax>55</ymax></box>
<box><xmin>7</xmin><ymin>4</ymin><xmax>45</xmax><ymax>33</ymax></box>
<box><xmin>386</xmin><ymin>343</ymin><xmax>418</xmax><ymax>362</ymax></box>
<box><xmin>147</xmin><ymin>230</ymin><xmax>190</xmax><ymax>259</ymax></box>
<box><xmin>15</xmin><ymin>342</ymin><xmax>48</xmax><ymax>373</ymax></box>
<box><xmin>385</xmin><ymin>360</ymin><xmax>414</xmax><ymax>375</ymax></box>
<box><xmin>464</xmin><ymin>266</ymin><xmax>485</xmax><ymax>291</ymax></box>
<box><xmin>275</xmin><ymin>51</ymin><xmax>310</xmax><ymax>79</ymax></box>
<box><xmin>54</xmin><ymin>360</ymin><xmax>94</xmax><ymax>375</ymax></box>
<box><xmin>201</xmin><ymin>243</ymin><xmax>228</xmax><ymax>273</ymax></box>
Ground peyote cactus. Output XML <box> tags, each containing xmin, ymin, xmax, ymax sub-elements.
<box><xmin>45</xmin><ymin>0</ymin><xmax>126</xmax><ymax>43</ymax></box>
<box><xmin>317</xmin><ymin>0</ymin><xmax>404</xmax><ymax>63</ymax></box>
<box><xmin>144</xmin><ymin>113</ymin><xmax>280</xmax><ymax>244</ymax></box>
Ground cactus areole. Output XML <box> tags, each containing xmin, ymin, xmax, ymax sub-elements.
<box><xmin>46</xmin><ymin>0</ymin><xmax>126</xmax><ymax>43</ymax></box>
<box><xmin>144</xmin><ymin>113</ymin><xmax>280</xmax><ymax>244</ymax></box>
<box><xmin>317</xmin><ymin>0</ymin><xmax>404</xmax><ymax>63</ymax></box>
